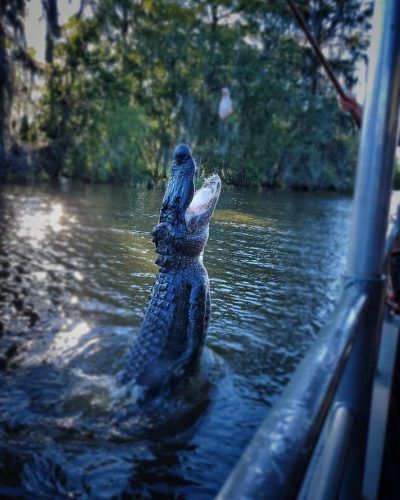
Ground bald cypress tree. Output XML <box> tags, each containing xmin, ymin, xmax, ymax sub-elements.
<box><xmin>0</xmin><ymin>0</ymin><xmax>38</xmax><ymax>176</ymax></box>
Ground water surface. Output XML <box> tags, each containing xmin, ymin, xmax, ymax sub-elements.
<box><xmin>0</xmin><ymin>183</ymin><xmax>351</xmax><ymax>498</ymax></box>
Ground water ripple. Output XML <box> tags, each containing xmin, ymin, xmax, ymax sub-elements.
<box><xmin>0</xmin><ymin>184</ymin><xmax>351</xmax><ymax>497</ymax></box>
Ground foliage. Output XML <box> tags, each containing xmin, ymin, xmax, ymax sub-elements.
<box><xmin>1</xmin><ymin>0</ymin><xmax>373</xmax><ymax>189</ymax></box>
<box><xmin>67</xmin><ymin>103</ymin><xmax>153</xmax><ymax>183</ymax></box>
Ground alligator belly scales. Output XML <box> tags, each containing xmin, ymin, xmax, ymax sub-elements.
<box><xmin>122</xmin><ymin>144</ymin><xmax>221</xmax><ymax>399</ymax></box>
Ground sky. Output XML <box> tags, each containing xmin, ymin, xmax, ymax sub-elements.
<box><xmin>24</xmin><ymin>1</ymin><xmax>368</xmax><ymax>103</ymax></box>
<box><xmin>25</xmin><ymin>0</ymin><xmax>81</xmax><ymax>62</ymax></box>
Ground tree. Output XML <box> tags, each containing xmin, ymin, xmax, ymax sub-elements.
<box><xmin>0</xmin><ymin>0</ymin><xmax>40</xmax><ymax>178</ymax></box>
<box><xmin>4</xmin><ymin>0</ymin><xmax>373</xmax><ymax>189</ymax></box>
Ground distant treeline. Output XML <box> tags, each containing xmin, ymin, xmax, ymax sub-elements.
<box><xmin>0</xmin><ymin>1</ymin><xmax>375</xmax><ymax>190</ymax></box>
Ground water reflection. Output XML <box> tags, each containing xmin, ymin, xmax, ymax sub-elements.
<box><xmin>0</xmin><ymin>184</ymin><xmax>352</xmax><ymax>497</ymax></box>
<box><xmin>214</xmin><ymin>209</ymin><xmax>272</xmax><ymax>228</ymax></box>
<box><xmin>50</xmin><ymin>320</ymin><xmax>92</xmax><ymax>360</ymax></box>
<box><xmin>16</xmin><ymin>201</ymin><xmax>71</xmax><ymax>247</ymax></box>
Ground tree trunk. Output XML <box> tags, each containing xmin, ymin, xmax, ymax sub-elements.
<box><xmin>0</xmin><ymin>16</ymin><xmax>11</xmax><ymax>171</ymax></box>
<box><xmin>41</xmin><ymin>0</ymin><xmax>60</xmax><ymax>64</ymax></box>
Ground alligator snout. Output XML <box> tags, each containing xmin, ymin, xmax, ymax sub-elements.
<box><xmin>174</xmin><ymin>143</ymin><xmax>192</xmax><ymax>165</ymax></box>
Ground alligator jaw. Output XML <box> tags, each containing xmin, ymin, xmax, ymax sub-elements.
<box><xmin>185</xmin><ymin>175</ymin><xmax>222</xmax><ymax>232</ymax></box>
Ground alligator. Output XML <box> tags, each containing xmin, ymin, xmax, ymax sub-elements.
<box><xmin>122</xmin><ymin>144</ymin><xmax>221</xmax><ymax>400</ymax></box>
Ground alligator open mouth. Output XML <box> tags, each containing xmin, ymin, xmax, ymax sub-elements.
<box><xmin>185</xmin><ymin>175</ymin><xmax>221</xmax><ymax>230</ymax></box>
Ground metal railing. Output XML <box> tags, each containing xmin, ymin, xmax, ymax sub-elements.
<box><xmin>218</xmin><ymin>288</ymin><xmax>369</xmax><ymax>499</ymax></box>
<box><xmin>218</xmin><ymin>1</ymin><xmax>400</xmax><ymax>498</ymax></box>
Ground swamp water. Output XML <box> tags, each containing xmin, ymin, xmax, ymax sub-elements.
<box><xmin>0</xmin><ymin>183</ymin><xmax>351</xmax><ymax>498</ymax></box>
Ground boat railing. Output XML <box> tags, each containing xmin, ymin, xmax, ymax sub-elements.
<box><xmin>218</xmin><ymin>1</ymin><xmax>400</xmax><ymax>498</ymax></box>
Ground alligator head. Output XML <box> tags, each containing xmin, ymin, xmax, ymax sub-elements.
<box><xmin>153</xmin><ymin>144</ymin><xmax>221</xmax><ymax>267</ymax></box>
<box><xmin>159</xmin><ymin>143</ymin><xmax>196</xmax><ymax>229</ymax></box>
